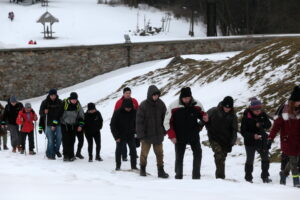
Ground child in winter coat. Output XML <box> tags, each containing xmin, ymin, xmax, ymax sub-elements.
<box><xmin>84</xmin><ymin>103</ymin><xmax>103</xmax><ymax>162</ymax></box>
<box><xmin>16</xmin><ymin>103</ymin><xmax>38</xmax><ymax>155</ymax></box>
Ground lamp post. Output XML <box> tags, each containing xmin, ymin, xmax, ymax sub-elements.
<box><xmin>124</xmin><ymin>34</ymin><xmax>132</xmax><ymax>67</ymax></box>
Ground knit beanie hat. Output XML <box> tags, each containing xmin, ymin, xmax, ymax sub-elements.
<box><xmin>249</xmin><ymin>97</ymin><xmax>263</xmax><ymax>110</ymax></box>
<box><xmin>180</xmin><ymin>87</ymin><xmax>192</xmax><ymax>99</ymax></box>
<box><xmin>69</xmin><ymin>92</ymin><xmax>78</xmax><ymax>100</ymax></box>
<box><xmin>87</xmin><ymin>103</ymin><xmax>96</xmax><ymax>111</ymax></box>
<box><xmin>48</xmin><ymin>89</ymin><xmax>57</xmax><ymax>96</ymax></box>
<box><xmin>10</xmin><ymin>96</ymin><xmax>17</xmax><ymax>103</ymax></box>
<box><xmin>289</xmin><ymin>86</ymin><xmax>300</xmax><ymax>101</ymax></box>
<box><xmin>222</xmin><ymin>96</ymin><xmax>234</xmax><ymax>108</ymax></box>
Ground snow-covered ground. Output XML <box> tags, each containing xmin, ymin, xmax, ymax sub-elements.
<box><xmin>1</xmin><ymin>52</ymin><xmax>299</xmax><ymax>200</ymax></box>
<box><xmin>0</xmin><ymin>0</ymin><xmax>206</xmax><ymax>49</ymax></box>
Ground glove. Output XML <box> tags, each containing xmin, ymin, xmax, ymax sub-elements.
<box><xmin>267</xmin><ymin>139</ymin><xmax>272</xmax><ymax>150</ymax></box>
<box><xmin>38</xmin><ymin>126</ymin><xmax>43</xmax><ymax>134</ymax></box>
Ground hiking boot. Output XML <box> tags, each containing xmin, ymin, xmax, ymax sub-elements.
<box><xmin>56</xmin><ymin>152</ymin><xmax>62</xmax><ymax>158</ymax></box>
<box><xmin>280</xmin><ymin>171</ymin><xmax>287</xmax><ymax>185</ymax></box>
<box><xmin>262</xmin><ymin>177</ymin><xmax>272</xmax><ymax>183</ymax></box>
<box><xmin>158</xmin><ymin>166</ymin><xmax>169</xmax><ymax>178</ymax></box>
<box><xmin>95</xmin><ymin>155</ymin><xmax>103</xmax><ymax>161</ymax></box>
<box><xmin>140</xmin><ymin>165</ymin><xmax>147</xmax><ymax>176</ymax></box>
<box><xmin>76</xmin><ymin>153</ymin><xmax>84</xmax><ymax>159</ymax></box>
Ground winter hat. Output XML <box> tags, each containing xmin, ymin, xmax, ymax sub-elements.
<box><xmin>122</xmin><ymin>98</ymin><xmax>133</xmax><ymax>109</ymax></box>
<box><xmin>289</xmin><ymin>86</ymin><xmax>300</xmax><ymax>101</ymax></box>
<box><xmin>10</xmin><ymin>96</ymin><xmax>17</xmax><ymax>103</ymax></box>
<box><xmin>25</xmin><ymin>103</ymin><xmax>31</xmax><ymax>109</ymax></box>
<box><xmin>249</xmin><ymin>97</ymin><xmax>263</xmax><ymax>110</ymax></box>
<box><xmin>123</xmin><ymin>87</ymin><xmax>131</xmax><ymax>94</ymax></box>
<box><xmin>87</xmin><ymin>102</ymin><xmax>96</xmax><ymax>111</ymax></box>
<box><xmin>222</xmin><ymin>96</ymin><xmax>234</xmax><ymax>108</ymax></box>
<box><xmin>69</xmin><ymin>92</ymin><xmax>78</xmax><ymax>100</ymax></box>
<box><xmin>180</xmin><ymin>87</ymin><xmax>192</xmax><ymax>99</ymax></box>
<box><xmin>48</xmin><ymin>88</ymin><xmax>57</xmax><ymax>96</ymax></box>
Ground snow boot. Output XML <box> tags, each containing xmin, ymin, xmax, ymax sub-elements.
<box><xmin>280</xmin><ymin>171</ymin><xmax>287</xmax><ymax>185</ymax></box>
<box><xmin>262</xmin><ymin>177</ymin><xmax>272</xmax><ymax>183</ymax></box>
<box><xmin>293</xmin><ymin>176</ymin><xmax>300</xmax><ymax>188</ymax></box>
<box><xmin>140</xmin><ymin>165</ymin><xmax>147</xmax><ymax>176</ymax></box>
<box><xmin>158</xmin><ymin>166</ymin><xmax>169</xmax><ymax>178</ymax></box>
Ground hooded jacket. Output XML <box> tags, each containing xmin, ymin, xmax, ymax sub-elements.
<box><xmin>3</xmin><ymin>101</ymin><xmax>23</xmax><ymax>125</ymax></box>
<box><xmin>39</xmin><ymin>95</ymin><xmax>63</xmax><ymax>127</ymax></box>
<box><xmin>206</xmin><ymin>103</ymin><xmax>238</xmax><ymax>151</ymax></box>
<box><xmin>61</xmin><ymin>98</ymin><xmax>84</xmax><ymax>126</ymax></box>
<box><xmin>16</xmin><ymin>108</ymin><xmax>38</xmax><ymax>133</ymax></box>
<box><xmin>84</xmin><ymin>110</ymin><xmax>103</xmax><ymax>135</ymax></box>
<box><xmin>136</xmin><ymin>85</ymin><xmax>167</xmax><ymax>144</ymax></box>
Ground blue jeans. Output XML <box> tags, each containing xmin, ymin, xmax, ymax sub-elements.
<box><xmin>45</xmin><ymin>125</ymin><xmax>62</xmax><ymax>158</ymax></box>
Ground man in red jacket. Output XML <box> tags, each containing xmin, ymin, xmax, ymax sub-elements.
<box><xmin>16</xmin><ymin>103</ymin><xmax>38</xmax><ymax>155</ymax></box>
<box><xmin>114</xmin><ymin>87</ymin><xmax>139</xmax><ymax>161</ymax></box>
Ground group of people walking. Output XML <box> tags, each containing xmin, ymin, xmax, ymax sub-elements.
<box><xmin>0</xmin><ymin>85</ymin><xmax>299</xmax><ymax>188</ymax></box>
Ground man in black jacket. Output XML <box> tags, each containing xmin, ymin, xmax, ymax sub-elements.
<box><xmin>167</xmin><ymin>87</ymin><xmax>208</xmax><ymax>179</ymax></box>
<box><xmin>84</xmin><ymin>103</ymin><xmax>103</xmax><ymax>162</ymax></box>
<box><xmin>241</xmin><ymin>97</ymin><xmax>272</xmax><ymax>183</ymax></box>
<box><xmin>39</xmin><ymin>89</ymin><xmax>63</xmax><ymax>160</ymax></box>
<box><xmin>3</xmin><ymin>96</ymin><xmax>23</xmax><ymax>152</ymax></box>
<box><xmin>206</xmin><ymin>96</ymin><xmax>238</xmax><ymax>179</ymax></box>
<box><xmin>110</xmin><ymin>99</ymin><xmax>137</xmax><ymax>170</ymax></box>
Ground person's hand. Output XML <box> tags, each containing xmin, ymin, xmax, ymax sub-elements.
<box><xmin>77</xmin><ymin>127</ymin><xmax>82</xmax><ymax>132</ymax></box>
<box><xmin>254</xmin><ymin>134</ymin><xmax>262</xmax><ymax>140</ymax></box>
<box><xmin>116</xmin><ymin>138</ymin><xmax>121</xmax><ymax>143</ymax></box>
<box><xmin>202</xmin><ymin>114</ymin><xmax>209</xmax><ymax>123</ymax></box>
<box><xmin>44</xmin><ymin>109</ymin><xmax>48</xmax><ymax>114</ymax></box>
<box><xmin>51</xmin><ymin>126</ymin><xmax>56</xmax><ymax>131</ymax></box>
<box><xmin>170</xmin><ymin>138</ymin><xmax>177</xmax><ymax>144</ymax></box>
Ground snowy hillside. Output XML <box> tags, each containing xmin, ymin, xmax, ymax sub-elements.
<box><xmin>1</xmin><ymin>49</ymin><xmax>300</xmax><ymax>200</ymax></box>
<box><xmin>0</xmin><ymin>0</ymin><xmax>206</xmax><ymax>49</ymax></box>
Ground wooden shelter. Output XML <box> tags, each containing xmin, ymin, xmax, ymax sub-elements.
<box><xmin>37</xmin><ymin>11</ymin><xmax>59</xmax><ymax>39</ymax></box>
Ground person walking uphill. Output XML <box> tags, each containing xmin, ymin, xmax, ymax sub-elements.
<box><xmin>16</xmin><ymin>103</ymin><xmax>38</xmax><ymax>155</ymax></box>
<box><xmin>39</xmin><ymin>89</ymin><xmax>63</xmax><ymax>160</ymax></box>
<box><xmin>110</xmin><ymin>99</ymin><xmax>138</xmax><ymax>170</ymax></box>
<box><xmin>167</xmin><ymin>87</ymin><xmax>208</xmax><ymax>179</ymax></box>
<box><xmin>0</xmin><ymin>103</ymin><xmax>9</xmax><ymax>150</ymax></box>
<box><xmin>268</xmin><ymin>86</ymin><xmax>300</xmax><ymax>187</ymax></box>
<box><xmin>136</xmin><ymin>85</ymin><xmax>169</xmax><ymax>178</ymax></box>
<box><xmin>84</xmin><ymin>103</ymin><xmax>103</xmax><ymax>162</ymax></box>
<box><xmin>241</xmin><ymin>98</ymin><xmax>272</xmax><ymax>183</ymax></box>
<box><xmin>114</xmin><ymin>87</ymin><xmax>139</xmax><ymax>161</ymax></box>
<box><xmin>206</xmin><ymin>96</ymin><xmax>238</xmax><ymax>179</ymax></box>
<box><xmin>61</xmin><ymin>92</ymin><xmax>85</xmax><ymax>162</ymax></box>
<box><xmin>3</xmin><ymin>96</ymin><xmax>23</xmax><ymax>152</ymax></box>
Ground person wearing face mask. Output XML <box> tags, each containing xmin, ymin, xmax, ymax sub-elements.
<box><xmin>268</xmin><ymin>86</ymin><xmax>300</xmax><ymax>187</ymax></box>
<box><xmin>136</xmin><ymin>85</ymin><xmax>169</xmax><ymax>178</ymax></box>
<box><xmin>241</xmin><ymin>97</ymin><xmax>272</xmax><ymax>183</ymax></box>
<box><xmin>167</xmin><ymin>87</ymin><xmax>208</xmax><ymax>179</ymax></box>
<box><xmin>3</xmin><ymin>96</ymin><xmax>23</xmax><ymax>152</ymax></box>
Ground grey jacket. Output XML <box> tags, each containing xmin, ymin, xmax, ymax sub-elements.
<box><xmin>136</xmin><ymin>85</ymin><xmax>167</xmax><ymax>144</ymax></box>
<box><xmin>61</xmin><ymin>99</ymin><xmax>85</xmax><ymax>126</ymax></box>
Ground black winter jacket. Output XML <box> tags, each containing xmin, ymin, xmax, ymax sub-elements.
<box><xmin>240</xmin><ymin>108</ymin><xmax>272</xmax><ymax>148</ymax></box>
<box><xmin>39</xmin><ymin>95</ymin><xmax>63</xmax><ymax>127</ymax></box>
<box><xmin>3</xmin><ymin>101</ymin><xmax>23</xmax><ymax>125</ymax></box>
<box><xmin>84</xmin><ymin>111</ymin><xmax>103</xmax><ymax>135</ymax></box>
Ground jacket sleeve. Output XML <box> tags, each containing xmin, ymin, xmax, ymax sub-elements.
<box><xmin>16</xmin><ymin>111</ymin><xmax>23</xmax><ymax>126</ymax></box>
<box><xmin>39</xmin><ymin>100</ymin><xmax>47</xmax><ymax>118</ymax></box>
<box><xmin>167</xmin><ymin>108</ymin><xmax>177</xmax><ymax>139</ymax></box>
<box><xmin>110</xmin><ymin>111</ymin><xmax>120</xmax><ymax>140</ymax></box>
<box><xmin>205</xmin><ymin>107</ymin><xmax>215</xmax><ymax>140</ymax></box>
<box><xmin>3</xmin><ymin>105</ymin><xmax>9</xmax><ymax>123</ymax></box>
<box><xmin>77</xmin><ymin>104</ymin><xmax>85</xmax><ymax>127</ymax></box>
<box><xmin>262</xmin><ymin>114</ymin><xmax>272</xmax><ymax>130</ymax></box>
<box><xmin>97</xmin><ymin>111</ymin><xmax>103</xmax><ymax>130</ymax></box>
<box><xmin>240</xmin><ymin>116</ymin><xmax>255</xmax><ymax>143</ymax></box>
<box><xmin>161</xmin><ymin>102</ymin><xmax>167</xmax><ymax>134</ymax></box>
<box><xmin>136</xmin><ymin>104</ymin><xmax>146</xmax><ymax>139</ymax></box>
<box><xmin>268</xmin><ymin>117</ymin><xmax>283</xmax><ymax>140</ymax></box>
<box><xmin>231</xmin><ymin>114</ymin><xmax>238</xmax><ymax>145</ymax></box>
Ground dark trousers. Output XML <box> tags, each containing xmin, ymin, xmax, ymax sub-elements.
<box><xmin>282</xmin><ymin>155</ymin><xmax>300</xmax><ymax>177</ymax></box>
<box><xmin>20</xmin><ymin>131</ymin><xmax>34</xmax><ymax>151</ymax></box>
<box><xmin>116</xmin><ymin>138</ymin><xmax>137</xmax><ymax>168</ymax></box>
<box><xmin>76</xmin><ymin>131</ymin><xmax>84</xmax><ymax>155</ymax></box>
<box><xmin>175</xmin><ymin>141</ymin><xmax>202</xmax><ymax>178</ymax></box>
<box><xmin>245</xmin><ymin>145</ymin><xmax>270</xmax><ymax>180</ymax></box>
<box><xmin>281</xmin><ymin>153</ymin><xmax>300</xmax><ymax>173</ymax></box>
<box><xmin>121</xmin><ymin>143</ymin><xmax>128</xmax><ymax>159</ymax></box>
<box><xmin>61</xmin><ymin>124</ymin><xmax>76</xmax><ymax>159</ymax></box>
<box><xmin>85</xmin><ymin>133</ymin><xmax>101</xmax><ymax>158</ymax></box>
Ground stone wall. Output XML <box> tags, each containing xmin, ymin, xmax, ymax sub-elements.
<box><xmin>0</xmin><ymin>35</ymin><xmax>298</xmax><ymax>100</ymax></box>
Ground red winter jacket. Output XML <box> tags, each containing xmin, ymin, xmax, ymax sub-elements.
<box><xmin>269</xmin><ymin>114</ymin><xmax>300</xmax><ymax>156</ymax></box>
<box><xmin>114</xmin><ymin>97</ymin><xmax>139</xmax><ymax>111</ymax></box>
<box><xmin>16</xmin><ymin>108</ymin><xmax>38</xmax><ymax>133</ymax></box>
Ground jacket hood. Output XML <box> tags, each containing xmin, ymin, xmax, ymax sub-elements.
<box><xmin>147</xmin><ymin>85</ymin><xmax>161</xmax><ymax>101</ymax></box>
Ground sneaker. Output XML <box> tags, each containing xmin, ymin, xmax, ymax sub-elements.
<box><xmin>56</xmin><ymin>152</ymin><xmax>62</xmax><ymax>158</ymax></box>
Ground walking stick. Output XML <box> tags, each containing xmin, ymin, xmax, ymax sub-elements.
<box><xmin>34</xmin><ymin>121</ymin><xmax>38</xmax><ymax>153</ymax></box>
<box><xmin>44</xmin><ymin>114</ymin><xmax>48</xmax><ymax>158</ymax></box>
